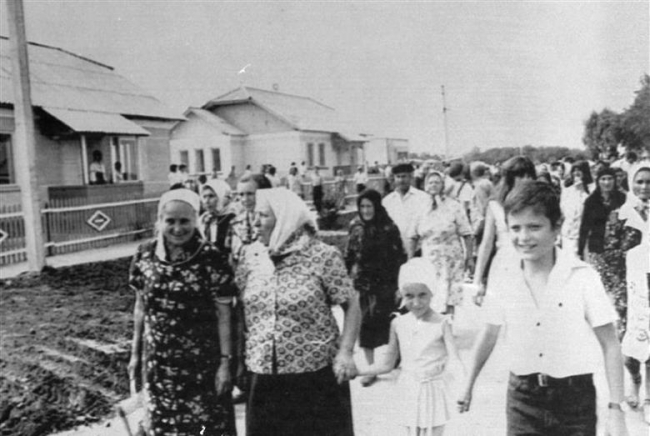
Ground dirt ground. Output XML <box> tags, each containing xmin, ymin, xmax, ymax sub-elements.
<box><xmin>0</xmin><ymin>259</ymin><xmax>134</xmax><ymax>436</ymax></box>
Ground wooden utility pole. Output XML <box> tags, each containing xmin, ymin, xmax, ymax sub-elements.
<box><xmin>441</xmin><ymin>85</ymin><xmax>450</xmax><ymax>161</ymax></box>
<box><xmin>6</xmin><ymin>0</ymin><xmax>46</xmax><ymax>271</ymax></box>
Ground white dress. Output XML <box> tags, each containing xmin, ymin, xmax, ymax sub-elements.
<box><xmin>394</xmin><ymin>313</ymin><xmax>452</xmax><ymax>430</ymax></box>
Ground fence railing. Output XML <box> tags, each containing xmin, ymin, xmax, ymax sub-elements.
<box><xmin>0</xmin><ymin>176</ymin><xmax>390</xmax><ymax>266</ymax></box>
<box><xmin>0</xmin><ymin>197</ymin><xmax>159</xmax><ymax>266</ymax></box>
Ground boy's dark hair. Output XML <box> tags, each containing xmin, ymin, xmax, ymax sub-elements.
<box><xmin>179</xmin><ymin>164</ymin><xmax>187</xmax><ymax>171</ymax></box>
<box><xmin>170</xmin><ymin>164</ymin><xmax>178</xmax><ymax>172</ymax></box>
<box><xmin>197</xmin><ymin>174</ymin><xmax>207</xmax><ymax>184</ymax></box>
<box><xmin>504</xmin><ymin>180</ymin><xmax>562</xmax><ymax>228</ymax></box>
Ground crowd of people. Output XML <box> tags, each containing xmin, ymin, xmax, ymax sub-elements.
<box><xmin>128</xmin><ymin>149</ymin><xmax>649</xmax><ymax>435</ymax></box>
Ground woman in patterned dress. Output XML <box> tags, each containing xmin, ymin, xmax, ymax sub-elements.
<box><xmin>128</xmin><ymin>189</ymin><xmax>237</xmax><ymax>436</ymax></box>
<box><xmin>236</xmin><ymin>188</ymin><xmax>361</xmax><ymax>436</ymax></box>
<box><xmin>345</xmin><ymin>189</ymin><xmax>406</xmax><ymax>387</ymax></box>
<box><xmin>408</xmin><ymin>171</ymin><xmax>474</xmax><ymax>317</ymax></box>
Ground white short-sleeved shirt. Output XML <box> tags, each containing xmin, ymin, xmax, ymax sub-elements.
<box><xmin>481</xmin><ymin>248</ymin><xmax>617</xmax><ymax>378</ymax></box>
<box><xmin>382</xmin><ymin>187</ymin><xmax>431</xmax><ymax>247</ymax></box>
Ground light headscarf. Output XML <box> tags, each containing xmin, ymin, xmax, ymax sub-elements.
<box><xmin>202</xmin><ymin>179</ymin><xmax>232</xmax><ymax>214</ymax></box>
<box><xmin>425</xmin><ymin>171</ymin><xmax>445</xmax><ymax>210</ymax></box>
<box><xmin>398</xmin><ymin>257</ymin><xmax>446</xmax><ymax>312</ymax></box>
<box><xmin>256</xmin><ymin>188</ymin><xmax>316</xmax><ymax>255</ymax></box>
<box><xmin>155</xmin><ymin>189</ymin><xmax>201</xmax><ymax>260</ymax></box>
<box><xmin>619</xmin><ymin>162</ymin><xmax>650</xmax><ymax>230</ymax></box>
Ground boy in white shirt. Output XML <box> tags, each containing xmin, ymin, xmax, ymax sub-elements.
<box><xmin>459</xmin><ymin>180</ymin><xmax>627</xmax><ymax>436</ymax></box>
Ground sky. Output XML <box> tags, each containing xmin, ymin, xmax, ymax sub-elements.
<box><xmin>1</xmin><ymin>0</ymin><xmax>648</xmax><ymax>156</ymax></box>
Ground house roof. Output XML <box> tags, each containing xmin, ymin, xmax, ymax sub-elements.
<box><xmin>42</xmin><ymin>107</ymin><xmax>151</xmax><ymax>136</ymax></box>
<box><xmin>203</xmin><ymin>86</ymin><xmax>367</xmax><ymax>137</ymax></box>
<box><xmin>183</xmin><ymin>107</ymin><xmax>245</xmax><ymax>136</ymax></box>
<box><xmin>0</xmin><ymin>37</ymin><xmax>181</xmax><ymax>123</ymax></box>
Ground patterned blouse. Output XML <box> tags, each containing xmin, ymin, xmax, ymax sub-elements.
<box><xmin>235</xmin><ymin>229</ymin><xmax>354</xmax><ymax>374</ymax></box>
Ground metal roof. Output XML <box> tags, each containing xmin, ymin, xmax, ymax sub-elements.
<box><xmin>42</xmin><ymin>107</ymin><xmax>151</xmax><ymax>136</ymax></box>
<box><xmin>0</xmin><ymin>37</ymin><xmax>181</xmax><ymax>121</ymax></box>
<box><xmin>184</xmin><ymin>108</ymin><xmax>245</xmax><ymax>136</ymax></box>
<box><xmin>204</xmin><ymin>86</ymin><xmax>367</xmax><ymax>137</ymax></box>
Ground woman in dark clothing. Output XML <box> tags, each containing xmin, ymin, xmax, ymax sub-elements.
<box><xmin>578</xmin><ymin>167</ymin><xmax>627</xmax><ymax>335</ymax></box>
<box><xmin>199</xmin><ymin>180</ymin><xmax>237</xmax><ymax>254</ymax></box>
<box><xmin>345</xmin><ymin>189</ymin><xmax>407</xmax><ymax>387</ymax></box>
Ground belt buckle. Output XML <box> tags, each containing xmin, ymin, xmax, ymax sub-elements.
<box><xmin>537</xmin><ymin>373</ymin><xmax>548</xmax><ymax>387</ymax></box>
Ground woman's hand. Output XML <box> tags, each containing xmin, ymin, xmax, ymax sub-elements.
<box><xmin>465</xmin><ymin>256</ymin><xmax>475</xmax><ymax>275</ymax></box>
<box><xmin>457</xmin><ymin>388</ymin><xmax>473</xmax><ymax>413</ymax></box>
<box><xmin>333</xmin><ymin>350</ymin><xmax>357</xmax><ymax>384</ymax></box>
<box><xmin>473</xmin><ymin>283</ymin><xmax>486</xmax><ymax>307</ymax></box>
<box><xmin>215</xmin><ymin>361</ymin><xmax>232</xmax><ymax>396</ymax></box>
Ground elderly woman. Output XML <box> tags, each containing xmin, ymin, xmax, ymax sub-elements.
<box><xmin>128</xmin><ymin>189</ymin><xmax>237</xmax><ymax>436</ymax></box>
<box><xmin>199</xmin><ymin>179</ymin><xmax>237</xmax><ymax>254</ymax></box>
<box><xmin>345</xmin><ymin>189</ymin><xmax>406</xmax><ymax>387</ymax></box>
<box><xmin>409</xmin><ymin>171</ymin><xmax>474</xmax><ymax>316</ymax></box>
<box><xmin>236</xmin><ymin>188</ymin><xmax>360</xmax><ymax>436</ymax></box>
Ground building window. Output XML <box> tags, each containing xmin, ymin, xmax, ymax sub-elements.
<box><xmin>180</xmin><ymin>150</ymin><xmax>189</xmax><ymax>168</ymax></box>
<box><xmin>318</xmin><ymin>143</ymin><xmax>326</xmax><ymax>166</ymax></box>
<box><xmin>0</xmin><ymin>134</ymin><xmax>14</xmax><ymax>184</ymax></box>
<box><xmin>112</xmin><ymin>137</ymin><xmax>139</xmax><ymax>181</ymax></box>
<box><xmin>211</xmin><ymin>148</ymin><xmax>222</xmax><ymax>173</ymax></box>
<box><xmin>307</xmin><ymin>143</ymin><xmax>314</xmax><ymax>167</ymax></box>
<box><xmin>195</xmin><ymin>149</ymin><xmax>205</xmax><ymax>173</ymax></box>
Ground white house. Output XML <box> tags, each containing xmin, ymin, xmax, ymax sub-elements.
<box><xmin>170</xmin><ymin>86</ymin><xmax>373</xmax><ymax>178</ymax></box>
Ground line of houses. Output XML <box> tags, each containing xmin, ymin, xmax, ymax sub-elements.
<box><xmin>0</xmin><ymin>37</ymin><xmax>408</xmax><ymax>209</ymax></box>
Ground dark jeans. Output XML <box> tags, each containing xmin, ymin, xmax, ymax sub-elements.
<box><xmin>506</xmin><ymin>373</ymin><xmax>596</xmax><ymax>436</ymax></box>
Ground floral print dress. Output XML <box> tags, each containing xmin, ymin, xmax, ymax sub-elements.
<box><xmin>129</xmin><ymin>234</ymin><xmax>237</xmax><ymax>436</ymax></box>
<box><xmin>411</xmin><ymin>197</ymin><xmax>473</xmax><ymax>310</ymax></box>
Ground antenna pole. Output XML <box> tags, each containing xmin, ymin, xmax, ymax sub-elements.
<box><xmin>441</xmin><ymin>85</ymin><xmax>450</xmax><ymax>161</ymax></box>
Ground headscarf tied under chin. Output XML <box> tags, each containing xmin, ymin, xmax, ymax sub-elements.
<box><xmin>256</xmin><ymin>188</ymin><xmax>316</xmax><ymax>255</ymax></box>
<box><xmin>619</xmin><ymin>163</ymin><xmax>650</xmax><ymax>228</ymax></box>
<box><xmin>202</xmin><ymin>179</ymin><xmax>232</xmax><ymax>214</ymax></box>
<box><xmin>425</xmin><ymin>171</ymin><xmax>445</xmax><ymax>210</ymax></box>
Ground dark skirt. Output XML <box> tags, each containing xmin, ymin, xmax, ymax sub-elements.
<box><xmin>246</xmin><ymin>366</ymin><xmax>354</xmax><ymax>436</ymax></box>
<box><xmin>359</xmin><ymin>290</ymin><xmax>395</xmax><ymax>349</ymax></box>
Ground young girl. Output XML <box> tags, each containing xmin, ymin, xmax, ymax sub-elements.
<box><xmin>358</xmin><ymin>257</ymin><xmax>465</xmax><ymax>436</ymax></box>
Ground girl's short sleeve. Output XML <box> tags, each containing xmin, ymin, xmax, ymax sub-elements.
<box><xmin>320</xmin><ymin>244</ymin><xmax>354</xmax><ymax>306</ymax></box>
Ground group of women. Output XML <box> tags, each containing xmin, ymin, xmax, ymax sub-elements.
<box><xmin>128</xmin><ymin>155</ymin><xmax>650</xmax><ymax>435</ymax></box>
<box><xmin>129</xmin><ymin>177</ymin><xmax>360</xmax><ymax>436</ymax></box>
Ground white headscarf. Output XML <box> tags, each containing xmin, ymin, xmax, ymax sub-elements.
<box><xmin>398</xmin><ymin>257</ymin><xmax>446</xmax><ymax>312</ymax></box>
<box><xmin>155</xmin><ymin>189</ymin><xmax>201</xmax><ymax>260</ymax></box>
<box><xmin>619</xmin><ymin>162</ymin><xmax>650</xmax><ymax>230</ymax></box>
<box><xmin>157</xmin><ymin>188</ymin><xmax>201</xmax><ymax>218</ymax></box>
<box><xmin>256</xmin><ymin>188</ymin><xmax>316</xmax><ymax>255</ymax></box>
<box><xmin>202</xmin><ymin>179</ymin><xmax>232</xmax><ymax>214</ymax></box>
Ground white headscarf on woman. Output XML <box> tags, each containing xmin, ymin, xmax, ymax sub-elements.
<box><xmin>256</xmin><ymin>188</ymin><xmax>316</xmax><ymax>255</ymax></box>
<box><xmin>619</xmin><ymin>162</ymin><xmax>650</xmax><ymax>228</ymax></box>
<box><xmin>202</xmin><ymin>179</ymin><xmax>232</xmax><ymax>214</ymax></box>
<box><xmin>155</xmin><ymin>188</ymin><xmax>201</xmax><ymax>260</ymax></box>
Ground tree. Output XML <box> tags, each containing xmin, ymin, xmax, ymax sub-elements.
<box><xmin>582</xmin><ymin>108</ymin><xmax>622</xmax><ymax>159</ymax></box>
<box><xmin>620</xmin><ymin>74</ymin><xmax>650</xmax><ymax>151</ymax></box>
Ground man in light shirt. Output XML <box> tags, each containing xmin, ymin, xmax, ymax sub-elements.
<box><xmin>381</xmin><ymin>163</ymin><xmax>430</xmax><ymax>252</ymax></box>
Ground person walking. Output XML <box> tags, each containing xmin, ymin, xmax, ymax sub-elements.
<box><xmin>561</xmin><ymin>160</ymin><xmax>594</xmax><ymax>256</ymax></box>
<box><xmin>408</xmin><ymin>172</ymin><xmax>474</xmax><ymax>317</ymax></box>
<box><xmin>128</xmin><ymin>189</ymin><xmax>237</xmax><ymax>436</ymax></box>
<box><xmin>345</xmin><ymin>189</ymin><xmax>406</xmax><ymax>387</ymax></box>
<box><xmin>312</xmin><ymin>167</ymin><xmax>324</xmax><ymax>214</ymax></box>
<box><xmin>357</xmin><ymin>258</ymin><xmax>466</xmax><ymax>436</ymax></box>
<box><xmin>237</xmin><ymin>188</ymin><xmax>361</xmax><ymax>436</ymax></box>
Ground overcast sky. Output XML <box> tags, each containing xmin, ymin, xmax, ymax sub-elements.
<box><xmin>1</xmin><ymin>1</ymin><xmax>648</xmax><ymax>156</ymax></box>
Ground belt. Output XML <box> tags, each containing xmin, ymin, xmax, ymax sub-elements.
<box><xmin>513</xmin><ymin>372</ymin><xmax>592</xmax><ymax>388</ymax></box>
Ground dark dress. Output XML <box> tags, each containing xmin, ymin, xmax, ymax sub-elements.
<box><xmin>129</xmin><ymin>234</ymin><xmax>237</xmax><ymax>436</ymax></box>
<box><xmin>345</xmin><ymin>216</ymin><xmax>406</xmax><ymax>349</ymax></box>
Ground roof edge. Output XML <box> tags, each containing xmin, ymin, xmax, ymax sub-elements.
<box><xmin>0</xmin><ymin>35</ymin><xmax>114</xmax><ymax>71</ymax></box>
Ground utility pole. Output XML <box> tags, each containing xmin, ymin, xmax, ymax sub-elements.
<box><xmin>441</xmin><ymin>85</ymin><xmax>450</xmax><ymax>161</ymax></box>
<box><xmin>6</xmin><ymin>0</ymin><xmax>45</xmax><ymax>271</ymax></box>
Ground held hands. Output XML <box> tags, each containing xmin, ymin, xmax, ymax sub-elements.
<box><xmin>605</xmin><ymin>409</ymin><xmax>628</xmax><ymax>436</ymax></box>
<box><xmin>215</xmin><ymin>362</ymin><xmax>232</xmax><ymax>396</ymax></box>
<box><xmin>333</xmin><ymin>350</ymin><xmax>358</xmax><ymax>384</ymax></box>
